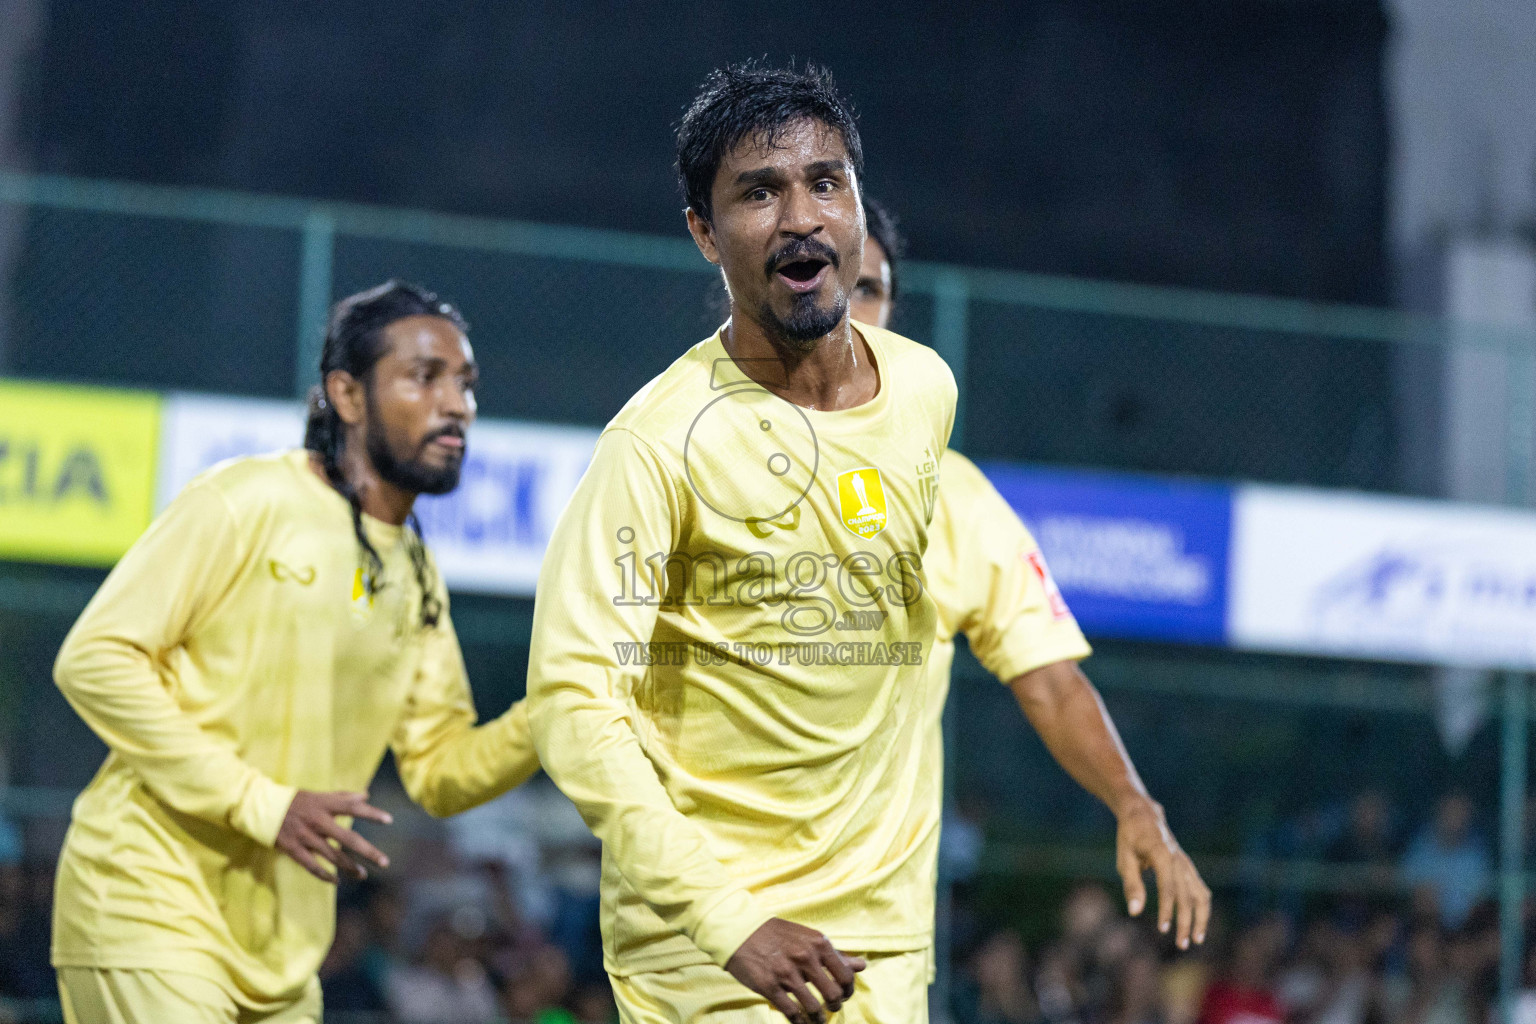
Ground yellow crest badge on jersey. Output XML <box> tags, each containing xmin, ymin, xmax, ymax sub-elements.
<box><xmin>837</xmin><ymin>467</ymin><xmax>888</xmax><ymax>539</ymax></box>
<box><xmin>351</xmin><ymin>566</ymin><xmax>375</xmax><ymax>622</ymax></box>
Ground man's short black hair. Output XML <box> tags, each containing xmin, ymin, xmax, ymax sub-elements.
<box><xmin>676</xmin><ymin>61</ymin><xmax>863</xmax><ymax>222</ymax></box>
<box><xmin>862</xmin><ymin>197</ymin><xmax>905</xmax><ymax>301</ymax></box>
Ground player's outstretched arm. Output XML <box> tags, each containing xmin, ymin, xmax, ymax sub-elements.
<box><xmin>1009</xmin><ymin>660</ymin><xmax>1211</xmax><ymax>949</ymax></box>
<box><xmin>391</xmin><ymin>610</ymin><xmax>541</xmax><ymax>817</ymax></box>
<box><xmin>54</xmin><ymin>482</ymin><xmax>300</xmax><ymax>849</ymax></box>
<box><xmin>526</xmin><ymin>428</ymin><xmax>772</xmax><ymax>969</ymax></box>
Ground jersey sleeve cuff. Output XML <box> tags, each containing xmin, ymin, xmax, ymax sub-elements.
<box><xmin>229</xmin><ymin>775</ymin><xmax>299</xmax><ymax>848</ymax></box>
<box><xmin>689</xmin><ymin>888</ymin><xmax>775</xmax><ymax>967</ymax></box>
<box><xmin>986</xmin><ymin>628</ymin><xmax>1093</xmax><ymax>684</ymax></box>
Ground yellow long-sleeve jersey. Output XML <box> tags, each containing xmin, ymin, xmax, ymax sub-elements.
<box><xmin>917</xmin><ymin>450</ymin><xmax>1092</xmax><ymax>965</ymax></box>
<box><xmin>51</xmin><ymin>449</ymin><xmax>538</xmax><ymax>1003</ymax></box>
<box><xmin>528</xmin><ymin>324</ymin><xmax>957</xmax><ymax>976</ymax></box>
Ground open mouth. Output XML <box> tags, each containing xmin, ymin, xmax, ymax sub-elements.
<box><xmin>775</xmin><ymin>258</ymin><xmax>830</xmax><ymax>293</ymax></box>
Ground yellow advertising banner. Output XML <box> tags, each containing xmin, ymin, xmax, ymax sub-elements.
<box><xmin>0</xmin><ymin>379</ymin><xmax>160</xmax><ymax>566</ymax></box>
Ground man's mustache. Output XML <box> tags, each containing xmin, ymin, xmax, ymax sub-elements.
<box><xmin>765</xmin><ymin>238</ymin><xmax>840</xmax><ymax>277</ymax></box>
<box><xmin>421</xmin><ymin>426</ymin><xmax>466</xmax><ymax>451</ymax></box>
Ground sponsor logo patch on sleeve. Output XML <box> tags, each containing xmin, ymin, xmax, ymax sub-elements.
<box><xmin>1025</xmin><ymin>549</ymin><xmax>1072</xmax><ymax>620</ymax></box>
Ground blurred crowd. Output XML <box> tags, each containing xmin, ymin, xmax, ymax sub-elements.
<box><xmin>317</xmin><ymin>774</ymin><xmax>616</xmax><ymax>1023</ymax></box>
<box><xmin>0</xmin><ymin>782</ymin><xmax>1527</xmax><ymax>1024</ymax></box>
<box><xmin>951</xmin><ymin>789</ymin><xmax>1521</xmax><ymax>1024</ymax></box>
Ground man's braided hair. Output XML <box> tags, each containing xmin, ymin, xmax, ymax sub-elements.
<box><xmin>302</xmin><ymin>280</ymin><xmax>465</xmax><ymax>630</ymax></box>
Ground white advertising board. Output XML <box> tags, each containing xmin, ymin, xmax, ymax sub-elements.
<box><xmin>1229</xmin><ymin>484</ymin><xmax>1536</xmax><ymax>670</ymax></box>
<box><xmin>413</xmin><ymin>419</ymin><xmax>597</xmax><ymax>594</ymax></box>
<box><xmin>157</xmin><ymin>393</ymin><xmax>597</xmax><ymax>596</ymax></box>
<box><xmin>157</xmin><ymin>393</ymin><xmax>305</xmax><ymax>509</ymax></box>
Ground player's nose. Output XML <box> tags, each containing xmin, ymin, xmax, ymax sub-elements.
<box><xmin>438</xmin><ymin>382</ymin><xmax>471</xmax><ymax>420</ymax></box>
<box><xmin>777</xmin><ymin>183</ymin><xmax>825</xmax><ymax>238</ymax></box>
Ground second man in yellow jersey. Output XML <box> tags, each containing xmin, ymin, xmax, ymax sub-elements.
<box><xmin>850</xmin><ymin>199</ymin><xmax>1211</xmax><ymax>986</ymax></box>
<box><xmin>51</xmin><ymin>281</ymin><xmax>541</xmax><ymax>1024</ymax></box>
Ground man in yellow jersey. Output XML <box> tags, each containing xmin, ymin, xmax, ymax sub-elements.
<box><xmin>849</xmin><ymin>201</ymin><xmax>1212</xmax><ymax>993</ymax></box>
<box><xmin>51</xmin><ymin>281</ymin><xmax>541</xmax><ymax>1023</ymax></box>
<box><xmin>527</xmin><ymin>62</ymin><xmax>945</xmax><ymax>1024</ymax></box>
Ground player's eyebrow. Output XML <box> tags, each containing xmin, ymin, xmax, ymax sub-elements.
<box><xmin>734</xmin><ymin>165</ymin><xmax>788</xmax><ymax>188</ymax></box>
<box><xmin>801</xmin><ymin>159</ymin><xmax>847</xmax><ymax>180</ymax></box>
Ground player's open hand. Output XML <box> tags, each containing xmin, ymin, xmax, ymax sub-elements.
<box><xmin>276</xmin><ymin>790</ymin><xmax>393</xmax><ymax>883</ymax></box>
<box><xmin>726</xmin><ymin>918</ymin><xmax>866</xmax><ymax>1024</ymax></box>
<box><xmin>1115</xmin><ymin>795</ymin><xmax>1211</xmax><ymax>951</ymax></box>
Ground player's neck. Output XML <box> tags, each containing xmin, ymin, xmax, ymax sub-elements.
<box><xmin>722</xmin><ymin>313</ymin><xmax>879</xmax><ymax>412</ymax></box>
<box><xmin>310</xmin><ymin>448</ymin><xmax>416</xmax><ymax>526</ymax></box>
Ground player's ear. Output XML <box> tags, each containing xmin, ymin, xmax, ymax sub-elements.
<box><xmin>685</xmin><ymin>208</ymin><xmax>721</xmax><ymax>266</ymax></box>
<box><xmin>325</xmin><ymin>370</ymin><xmax>367</xmax><ymax>427</ymax></box>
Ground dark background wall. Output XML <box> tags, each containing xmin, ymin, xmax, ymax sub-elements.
<box><xmin>7</xmin><ymin>0</ymin><xmax>1399</xmax><ymax>492</ymax></box>
<box><xmin>18</xmin><ymin>0</ymin><xmax>1389</xmax><ymax>304</ymax></box>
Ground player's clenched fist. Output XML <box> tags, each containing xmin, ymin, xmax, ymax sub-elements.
<box><xmin>276</xmin><ymin>790</ymin><xmax>393</xmax><ymax>882</ymax></box>
<box><xmin>726</xmin><ymin>918</ymin><xmax>866</xmax><ymax>1024</ymax></box>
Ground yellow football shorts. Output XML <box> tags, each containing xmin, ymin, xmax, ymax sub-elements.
<box><xmin>611</xmin><ymin>949</ymin><xmax>928</xmax><ymax>1023</ymax></box>
<box><xmin>57</xmin><ymin>968</ymin><xmax>321</xmax><ymax>1024</ymax></box>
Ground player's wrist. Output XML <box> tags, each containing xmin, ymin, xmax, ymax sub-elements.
<box><xmin>1110</xmin><ymin>790</ymin><xmax>1159</xmax><ymax>823</ymax></box>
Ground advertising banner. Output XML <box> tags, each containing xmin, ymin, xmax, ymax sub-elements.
<box><xmin>156</xmin><ymin>393</ymin><xmax>598</xmax><ymax>596</ymax></box>
<box><xmin>1229</xmin><ymin>485</ymin><xmax>1536</xmax><ymax>671</ymax></box>
<box><xmin>980</xmin><ymin>461</ymin><xmax>1233</xmax><ymax>645</ymax></box>
<box><xmin>414</xmin><ymin>421</ymin><xmax>598</xmax><ymax>594</ymax></box>
<box><xmin>0</xmin><ymin>379</ymin><xmax>161</xmax><ymax>566</ymax></box>
<box><xmin>157</xmin><ymin>393</ymin><xmax>305</xmax><ymax>508</ymax></box>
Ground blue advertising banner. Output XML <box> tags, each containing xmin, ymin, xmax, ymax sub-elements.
<box><xmin>978</xmin><ymin>462</ymin><xmax>1234</xmax><ymax>645</ymax></box>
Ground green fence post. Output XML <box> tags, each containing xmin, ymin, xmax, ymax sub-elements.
<box><xmin>931</xmin><ymin>271</ymin><xmax>969</xmax><ymax>450</ymax></box>
<box><xmin>295</xmin><ymin>210</ymin><xmax>336</xmax><ymax>399</ymax></box>
<box><xmin>1501</xmin><ymin>671</ymin><xmax>1529</xmax><ymax>1024</ymax></box>
<box><xmin>928</xmin><ymin>270</ymin><xmax>969</xmax><ymax>1024</ymax></box>
<box><xmin>1508</xmin><ymin>333</ymin><xmax>1536</xmax><ymax>508</ymax></box>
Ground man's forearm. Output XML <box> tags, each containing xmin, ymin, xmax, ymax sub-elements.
<box><xmin>1010</xmin><ymin>659</ymin><xmax>1212</xmax><ymax>945</ymax></box>
<box><xmin>54</xmin><ymin>634</ymin><xmax>295</xmax><ymax>844</ymax></box>
<box><xmin>1007</xmin><ymin>659</ymin><xmax>1149</xmax><ymax>816</ymax></box>
<box><xmin>396</xmin><ymin>703</ymin><xmax>541</xmax><ymax>818</ymax></box>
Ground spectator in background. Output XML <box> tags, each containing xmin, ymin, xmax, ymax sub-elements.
<box><xmin>1387</xmin><ymin>922</ymin><xmax>1470</xmax><ymax>1024</ymax></box>
<box><xmin>1401</xmin><ymin>793</ymin><xmax>1491</xmax><ymax>931</ymax></box>
<box><xmin>385</xmin><ymin>914</ymin><xmax>500</xmax><ymax>1024</ymax></box>
<box><xmin>1161</xmin><ymin>953</ymin><xmax>1213</xmax><ymax>1024</ymax></box>
<box><xmin>317</xmin><ymin>900</ymin><xmax>387</xmax><ymax>1014</ymax></box>
<box><xmin>448</xmin><ymin>773</ymin><xmax>605</xmax><ymax>984</ymax></box>
<box><xmin>568</xmin><ymin>980</ymin><xmax>619</xmax><ymax>1023</ymax></box>
<box><xmin>1328</xmin><ymin>792</ymin><xmax>1399</xmax><ymax>867</ymax></box>
<box><xmin>501</xmin><ymin>943</ymin><xmax>574</xmax><ymax>1023</ymax></box>
<box><xmin>1198</xmin><ymin>916</ymin><xmax>1286</xmax><ymax>1024</ymax></box>
<box><xmin>0</xmin><ymin>858</ymin><xmax>52</xmax><ymax>1000</ymax></box>
<box><xmin>1035</xmin><ymin>884</ymin><xmax>1119</xmax><ymax>1024</ymax></box>
<box><xmin>961</xmin><ymin>930</ymin><xmax>1039</xmax><ymax>1024</ymax></box>
<box><xmin>1108</xmin><ymin>944</ymin><xmax>1165</xmax><ymax>1024</ymax></box>
<box><xmin>1510</xmin><ymin>943</ymin><xmax>1536</xmax><ymax>1024</ymax></box>
<box><xmin>1276</xmin><ymin>919</ymin><xmax>1375</xmax><ymax>1024</ymax></box>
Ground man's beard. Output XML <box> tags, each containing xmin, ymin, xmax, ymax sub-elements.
<box><xmin>366</xmin><ymin>419</ymin><xmax>464</xmax><ymax>496</ymax></box>
<box><xmin>757</xmin><ymin>292</ymin><xmax>848</xmax><ymax>352</ymax></box>
<box><xmin>757</xmin><ymin>236</ymin><xmax>846</xmax><ymax>351</ymax></box>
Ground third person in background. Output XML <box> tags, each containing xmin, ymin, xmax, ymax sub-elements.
<box><xmin>851</xmin><ymin>197</ymin><xmax>1212</xmax><ymax>976</ymax></box>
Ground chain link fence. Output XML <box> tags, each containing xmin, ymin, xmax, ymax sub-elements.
<box><xmin>8</xmin><ymin>169</ymin><xmax>1531</xmax><ymax>494</ymax></box>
